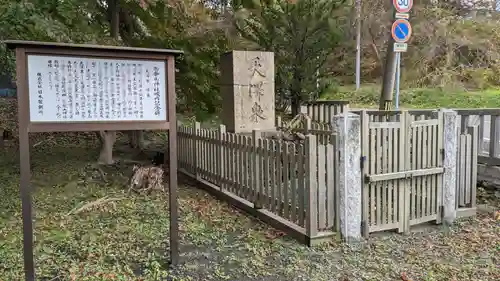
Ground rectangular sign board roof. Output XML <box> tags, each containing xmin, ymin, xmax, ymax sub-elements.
<box><xmin>4</xmin><ymin>40</ymin><xmax>184</xmax><ymax>56</ymax></box>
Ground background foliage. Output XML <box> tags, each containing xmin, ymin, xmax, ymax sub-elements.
<box><xmin>1</xmin><ymin>0</ymin><xmax>500</xmax><ymax>118</ymax></box>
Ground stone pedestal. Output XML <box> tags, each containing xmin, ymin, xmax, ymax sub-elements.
<box><xmin>333</xmin><ymin>113</ymin><xmax>362</xmax><ymax>242</ymax></box>
<box><xmin>220</xmin><ymin>51</ymin><xmax>275</xmax><ymax>133</ymax></box>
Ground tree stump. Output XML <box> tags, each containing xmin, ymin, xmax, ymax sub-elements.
<box><xmin>129</xmin><ymin>165</ymin><xmax>165</xmax><ymax>193</ymax></box>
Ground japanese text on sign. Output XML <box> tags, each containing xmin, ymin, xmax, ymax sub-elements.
<box><xmin>27</xmin><ymin>55</ymin><xmax>167</xmax><ymax>122</ymax></box>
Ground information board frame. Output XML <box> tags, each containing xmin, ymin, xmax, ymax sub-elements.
<box><xmin>5</xmin><ymin>40</ymin><xmax>183</xmax><ymax>281</ymax></box>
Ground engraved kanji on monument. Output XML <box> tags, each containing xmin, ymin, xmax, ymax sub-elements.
<box><xmin>220</xmin><ymin>51</ymin><xmax>275</xmax><ymax>133</ymax></box>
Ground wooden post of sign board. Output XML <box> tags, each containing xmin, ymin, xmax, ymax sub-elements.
<box><xmin>5</xmin><ymin>40</ymin><xmax>183</xmax><ymax>280</ymax></box>
<box><xmin>167</xmin><ymin>56</ymin><xmax>179</xmax><ymax>265</ymax></box>
<box><xmin>16</xmin><ymin>46</ymin><xmax>35</xmax><ymax>281</ymax></box>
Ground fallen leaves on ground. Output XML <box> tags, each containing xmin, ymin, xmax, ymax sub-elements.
<box><xmin>0</xmin><ymin>137</ymin><xmax>498</xmax><ymax>281</ymax></box>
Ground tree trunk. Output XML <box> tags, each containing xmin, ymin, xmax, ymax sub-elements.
<box><xmin>291</xmin><ymin>96</ymin><xmax>301</xmax><ymax>117</ymax></box>
<box><xmin>110</xmin><ymin>0</ymin><xmax>120</xmax><ymax>39</ymax></box>
<box><xmin>128</xmin><ymin>131</ymin><xmax>144</xmax><ymax>149</ymax></box>
<box><xmin>0</xmin><ymin>129</ymin><xmax>4</xmax><ymax>150</ymax></box>
<box><xmin>290</xmin><ymin>67</ymin><xmax>304</xmax><ymax>117</ymax></box>
<box><xmin>98</xmin><ymin>131</ymin><xmax>117</xmax><ymax>165</ymax></box>
<box><xmin>96</xmin><ymin>0</ymin><xmax>120</xmax><ymax>164</ymax></box>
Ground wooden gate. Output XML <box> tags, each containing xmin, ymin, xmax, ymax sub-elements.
<box><xmin>360</xmin><ymin>110</ymin><xmax>444</xmax><ymax>235</ymax></box>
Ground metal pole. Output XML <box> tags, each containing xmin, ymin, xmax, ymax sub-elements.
<box><xmin>395</xmin><ymin>52</ymin><xmax>401</xmax><ymax>110</ymax></box>
<box><xmin>355</xmin><ymin>0</ymin><xmax>362</xmax><ymax>90</ymax></box>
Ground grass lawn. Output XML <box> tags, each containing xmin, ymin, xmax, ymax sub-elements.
<box><xmin>324</xmin><ymin>85</ymin><xmax>500</xmax><ymax>109</ymax></box>
<box><xmin>0</xmin><ymin>135</ymin><xmax>499</xmax><ymax>281</ymax></box>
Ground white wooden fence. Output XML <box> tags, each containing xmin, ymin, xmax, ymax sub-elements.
<box><xmin>177</xmin><ymin>109</ymin><xmax>478</xmax><ymax>244</ymax></box>
<box><xmin>455</xmin><ymin>109</ymin><xmax>500</xmax><ymax>166</ymax></box>
<box><xmin>301</xmin><ymin>100</ymin><xmax>349</xmax><ymax>123</ymax></box>
<box><xmin>178</xmin><ymin>120</ymin><xmax>339</xmax><ymax>243</ymax></box>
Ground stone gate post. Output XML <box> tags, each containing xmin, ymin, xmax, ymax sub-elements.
<box><xmin>333</xmin><ymin>112</ymin><xmax>362</xmax><ymax>242</ymax></box>
<box><xmin>442</xmin><ymin>109</ymin><xmax>459</xmax><ymax>225</ymax></box>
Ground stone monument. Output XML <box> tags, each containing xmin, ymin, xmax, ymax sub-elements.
<box><xmin>220</xmin><ymin>51</ymin><xmax>275</xmax><ymax>133</ymax></box>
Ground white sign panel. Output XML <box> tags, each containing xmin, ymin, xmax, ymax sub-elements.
<box><xmin>395</xmin><ymin>12</ymin><xmax>409</xmax><ymax>19</ymax></box>
<box><xmin>27</xmin><ymin>55</ymin><xmax>167</xmax><ymax>122</ymax></box>
<box><xmin>394</xmin><ymin>42</ymin><xmax>408</xmax><ymax>52</ymax></box>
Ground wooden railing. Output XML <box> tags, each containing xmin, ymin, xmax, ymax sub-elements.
<box><xmin>353</xmin><ymin>108</ymin><xmax>500</xmax><ymax>166</ymax></box>
<box><xmin>455</xmin><ymin>109</ymin><xmax>500</xmax><ymax>166</ymax></box>
<box><xmin>177</xmin><ymin>108</ymin><xmax>479</xmax><ymax>243</ymax></box>
<box><xmin>177</xmin><ymin>121</ymin><xmax>339</xmax><ymax>243</ymax></box>
<box><xmin>301</xmin><ymin>100</ymin><xmax>349</xmax><ymax>123</ymax></box>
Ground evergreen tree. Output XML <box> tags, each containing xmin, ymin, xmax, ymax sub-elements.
<box><xmin>234</xmin><ymin>0</ymin><xmax>346</xmax><ymax>115</ymax></box>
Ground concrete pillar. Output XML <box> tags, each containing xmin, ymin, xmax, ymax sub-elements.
<box><xmin>442</xmin><ymin>109</ymin><xmax>458</xmax><ymax>225</ymax></box>
<box><xmin>333</xmin><ymin>112</ymin><xmax>362</xmax><ymax>242</ymax></box>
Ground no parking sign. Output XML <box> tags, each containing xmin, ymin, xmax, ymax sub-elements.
<box><xmin>391</xmin><ymin>19</ymin><xmax>412</xmax><ymax>43</ymax></box>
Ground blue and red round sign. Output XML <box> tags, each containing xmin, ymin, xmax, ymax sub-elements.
<box><xmin>393</xmin><ymin>0</ymin><xmax>413</xmax><ymax>13</ymax></box>
<box><xmin>391</xmin><ymin>19</ymin><xmax>412</xmax><ymax>43</ymax></box>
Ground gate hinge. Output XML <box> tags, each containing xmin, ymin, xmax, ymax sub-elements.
<box><xmin>363</xmin><ymin>174</ymin><xmax>371</xmax><ymax>184</ymax></box>
<box><xmin>360</xmin><ymin>155</ymin><xmax>366</xmax><ymax>170</ymax></box>
<box><xmin>440</xmin><ymin>148</ymin><xmax>445</xmax><ymax>160</ymax></box>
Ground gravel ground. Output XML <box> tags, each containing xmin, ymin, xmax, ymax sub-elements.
<box><xmin>0</xmin><ymin>97</ymin><xmax>498</xmax><ymax>281</ymax></box>
<box><xmin>0</xmin><ymin>139</ymin><xmax>498</xmax><ymax>281</ymax></box>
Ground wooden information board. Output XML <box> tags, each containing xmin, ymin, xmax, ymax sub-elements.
<box><xmin>5</xmin><ymin>40</ymin><xmax>183</xmax><ymax>281</ymax></box>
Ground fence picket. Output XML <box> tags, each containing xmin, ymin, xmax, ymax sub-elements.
<box><xmin>242</xmin><ymin>135</ymin><xmax>249</xmax><ymax>199</ymax></box>
<box><xmin>469</xmin><ymin>126</ymin><xmax>478</xmax><ymax>208</ymax></box>
<box><xmin>270</xmin><ymin>139</ymin><xmax>277</xmax><ymax>213</ymax></box>
<box><xmin>381</xmin><ymin>119</ymin><xmax>388</xmax><ymax>225</ymax></box>
<box><xmin>228</xmin><ymin>133</ymin><xmax>234</xmax><ymax>193</ymax></box>
<box><xmin>465</xmin><ymin>133</ymin><xmax>472</xmax><ymax>205</ymax></box>
<box><xmin>387</xmin><ymin>116</ymin><xmax>394</xmax><ymax>225</ymax></box>
<box><xmin>283</xmin><ymin>143</ymin><xmax>290</xmax><ymax>218</ymax></box>
<box><xmin>425</xmin><ymin>119</ymin><xmax>431</xmax><ymax>217</ymax></box>
<box><xmin>306</xmin><ymin>134</ymin><xmax>318</xmax><ymax>237</ymax></box>
<box><xmin>326</xmin><ymin>135</ymin><xmax>335</xmax><ymax>230</ymax></box>
<box><xmin>318</xmin><ymin>143</ymin><xmax>326</xmax><ymax>230</ymax></box>
<box><xmin>430</xmin><ymin>117</ymin><xmax>436</xmax><ymax>215</ymax></box>
<box><xmin>276</xmin><ymin>141</ymin><xmax>283</xmax><ymax>216</ymax></box>
<box><xmin>410</xmin><ymin>115</ymin><xmax>417</xmax><ymax>221</ymax></box>
<box><xmin>290</xmin><ymin>142</ymin><xmax>298</xmax><ymax>223</ymax></box>
<box><xmin>369</xmin><ymin>114</ymin><xmax>376</xmax><ymax>227</ymax></box>
<box><xmin>376</xmin><ymin>116</ymin><xmax>382</xmax><ymax>226</ymax></box>
<box><xmin>239</xmin><ymin>135</ymin><xmax>244</xmax><ymax>197</ymax></box>
<box><xmin>415</xmin><ymin>115</ymin><xmax>422</xmax><ymax>220</ymax></box>
<box><xmin>263</xmin><ymin>139</ymin><xmax>270</xmax><ymax>209</ymax></box>
<box><xmin>459</xmin><ymin>134</ymin><xmax>466</xmax><ymax>207</ymax></box>
<box><xmin>398</xmin><ymin>113</ymin><xmax>406</xmax><ymax>233</ymax></box>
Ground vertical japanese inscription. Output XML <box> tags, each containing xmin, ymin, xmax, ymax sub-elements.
<box><xmin>153</xmin><ymin>66</ymin><xmax>161</xmax><ymax>116</ymax></box>
<box><xmin>138</xmin><ymin>64</ymin><xmax>144</xmax><ymax>118</ymax></box>
<box><xmin>127</xmin><ymin>63</ymin><xmax>133</xmax><ymax>117</ymax></box>
<box><xmin>67</xmin><ymin>60</ymin><xmax>73</xmax><ymax>119</ymax></box>
<box><xmin>92</xmin><ymin>62</ymin><xmax>98</xmax><ymax>119</ymax></box>
<box><xmin>36</xmin><ymin>71</ymin><xmax>43</xmax><ymax>115</ymax></box>
<box><xmin>104</xmin><ymin>62</ymin><xmax>110</xmax><ymax>119</ymax></box>
<box><xmin>248</xmin><ymin>56</ymin><xmax>267</xmax><ymax>123</ymax></box>
<box><xmin>122</xmin><ymin>62</ymin><xmax>127</xmax><ymax>118</ymax></box>
<box><xmin>73</xmin><ymin>61</ymin><xmax>79</xmax><ymax>117</ymax></box>
<box><xmin>115</xmin><ymin>62</ymin><xmax>122</xmax><ymax>119</ymax></box>
<box><xmin>79</xmin><ymin>61</ymin><xmax>86</xmax><ymax>118</ymax></box>
<box><xmin>27</xmin><ymin>55</ymin><xmax>167</xmax><ymax>122</ymax></box>
<box><xmin>61</xmin><ymin>61</ymin><xmax>68</xmax><ymax>119</ymax></box>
